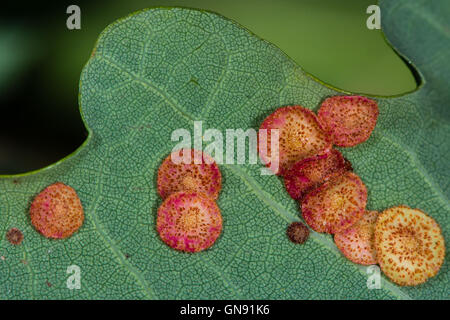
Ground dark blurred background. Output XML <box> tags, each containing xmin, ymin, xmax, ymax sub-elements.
<box><xmin>0</xmin><ymin>0</ymin><xmax>417</xmax><ymax>175</ymax></box>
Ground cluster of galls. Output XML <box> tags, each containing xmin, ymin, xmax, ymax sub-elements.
<box><xmin>156</xmin><ymin>148</ymin><xmax>223</xmax><ymax>253</ymax></box>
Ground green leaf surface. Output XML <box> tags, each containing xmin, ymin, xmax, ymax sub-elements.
<box><xmin>1</xmin><ymin>0</ymin><xmax>449</xmax><ymax>299</ymax></box>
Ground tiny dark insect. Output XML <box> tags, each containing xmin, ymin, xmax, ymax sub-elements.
<box><xmin>124</xmin><ymin>254</ymin><xmax>130</xmax><ymax>259</ymax></box>
<box><xmin>46</xmin><ymin>280</ymin><xmax>52</xmax><ymax>287</ymax></box>
<box><xmin>6</xmin><ymin>228</ymin><xmax>24</xmax><ymax>245</ymax></box>
<box><xmin>286</xmin><ymin>222</ymin><xmax>310</xmax><ymax>244</ymax></box>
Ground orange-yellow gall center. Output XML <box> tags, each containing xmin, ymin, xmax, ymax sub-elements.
<box><xmin>400</xmin><ymin>231</ymin><xmax>421</xmax><ymax>253</ymax></box>
<box><xmin>182</xmin><ymin>175</ymin><xmax>201</xmax><ymax>190</ymax></box>
<box><xmin>330</xmin><ymin>193</ymin><xmax>346</xmax><ymax>211</ymax></box>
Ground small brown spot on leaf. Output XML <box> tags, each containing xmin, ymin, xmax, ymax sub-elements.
<box><xmin>6</xmin><ymin>228</ymin><xmax>24</xmax><ymax>245</ymax></box>
<box><xmin>46</xmin><ymin>280</ymin><xmax>52</xmax><ymax>287</ymax></box>
<box><xmin>286</xmin><ymin>222</ymin><xmax>310</xmax><ymax>244</ymax></box>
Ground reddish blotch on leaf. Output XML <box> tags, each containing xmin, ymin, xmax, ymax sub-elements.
<box><xmin>157</xmin><ymin>191</ymin><xmax>222</xmax><ymax>253</ymax></box>
<box><xmin>258</xmin><ymin>105</ymin><xmax>331</xmax><ymax>175</ymax></box>
<box><xmin>157</xmin><ymin>149</ymin><xmax>222</xmax><ymax>200</ymax></box>
<box><xmin>301</xmin><ymin>171</ymin><xmax>367</xmax><ymax>234</ymax></box>
<box><xmin>334</xmin><ymin>210</ymin><xmax>378</xmax><ymax>265</ymax></box>
<box><xmin>284</xmin><ymin>149</ymin><xmax>352</xmax><ymax>200</ymax></box>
